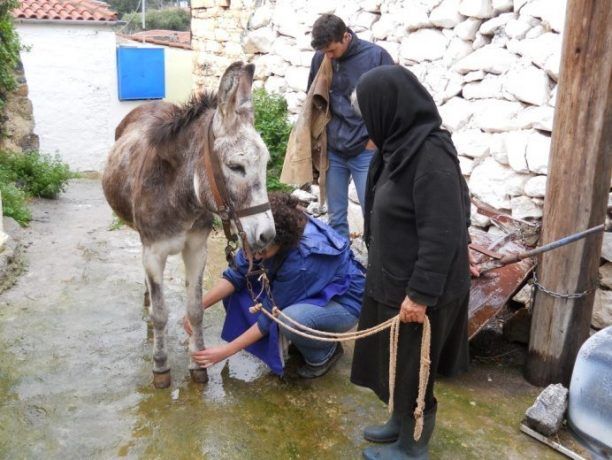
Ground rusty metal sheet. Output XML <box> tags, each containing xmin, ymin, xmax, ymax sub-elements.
<box><xmin>468</xmin><ymin>228</ymin><xmax>535</xmax><ymax>340</ymax></box>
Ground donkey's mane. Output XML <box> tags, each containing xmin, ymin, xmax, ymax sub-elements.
<box><xmin>149</xmin><ymin>91</ymin><xmax>218</xmax><ymax>146</ymax></box>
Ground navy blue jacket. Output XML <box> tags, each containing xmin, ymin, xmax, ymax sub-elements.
<box><xmin>308</xmin><ymin>31</ymin><xmax>394</xmax><ymax>157</ymax></box>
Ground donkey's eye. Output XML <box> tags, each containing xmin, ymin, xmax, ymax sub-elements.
<box><xmin>228</xmin><ymin>163</ymin><xmax>246</xmax><ymax>176</ymax></box>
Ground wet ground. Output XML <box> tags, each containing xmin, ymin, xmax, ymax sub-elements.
<box><xmin>0</xmin><ymin>179</ymin><xmax>585</xmax><ymax>459</ymax></box>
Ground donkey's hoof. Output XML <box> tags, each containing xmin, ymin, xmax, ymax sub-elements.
<box><xmin>152</xmin><ymin>369</ymin><xmax>171</xmax><ymax>389</ymax></box>
<box><xmin>190</xmin><ymin>368</ymin><xmax>209</xmax><ymax>384</ymax></box>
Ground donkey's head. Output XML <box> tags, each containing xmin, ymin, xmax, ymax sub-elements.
<box><xmin>209</xmin><ymin>62</ymin><xmax>275</xmax><ymax>252</ymax></box>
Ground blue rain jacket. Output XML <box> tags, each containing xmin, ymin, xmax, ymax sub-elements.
<box><xmin>220</xmin><ymin>216</ymin><xmax>365</xmax><ymax>374</ymax></box>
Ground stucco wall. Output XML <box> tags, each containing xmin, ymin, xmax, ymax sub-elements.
<box><xmin>164</xmin><ymin>47</ymin><xmax>195</xmax><ymax>104</ymax></box>
<box><xmin>16</xmin><ymin>23</ymin><xmax>141</xmax><ymax>172</ymax></box>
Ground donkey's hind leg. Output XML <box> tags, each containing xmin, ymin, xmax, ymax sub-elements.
<box><xmin>143</xmin><ymin>244</ymin><xmax>171</xmax><ymax>388</ymax></box>
<box><xmin>182</xmin><ymin>229</ymin><xmax>211</xmax><ymax>384</ymax></box>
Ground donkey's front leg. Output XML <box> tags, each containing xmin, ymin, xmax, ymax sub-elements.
<box><xmin>182</xmin><ymin>229</ymin><xmax>210</xmax><ymax>384</ymax></box>
<box><xmin>143</xmin><ymin>245</ymin><xmax>171</xmax><ymax>388</ymax></box>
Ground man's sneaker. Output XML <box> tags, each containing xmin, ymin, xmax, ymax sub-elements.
<box><xmin>297</xmin><ymin>344</ymin><xmax>343</xmax><ymax>379</ymax></box>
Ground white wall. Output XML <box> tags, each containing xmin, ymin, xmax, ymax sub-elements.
<box><xmin>17</xmin><ymin>23</ymin><xmax>141</xmax><ymax>172</ymax></box>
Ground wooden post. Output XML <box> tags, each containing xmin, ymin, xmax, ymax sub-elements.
<box><xmin>525</xmin><ymin>0</ymin><xmax>612</xmax><ymax>386</ymax></box>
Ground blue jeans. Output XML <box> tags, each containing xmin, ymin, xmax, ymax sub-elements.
<box><xmin>279</xmin><ymin>300</ymin><xmax>358</xmax><ymax>366</ymax></box>
<box><xmin>326</xmin><ymin>149</ymin><xmax>375</xmax><ymax>239</ymax></box>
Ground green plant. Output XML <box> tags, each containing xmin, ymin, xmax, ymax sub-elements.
<box><xmin>121</xmin><ymin>7</ymin><xmax>190</xmax><ymax>33</ymax></box>
<box><xmin>108</xmin><ymin>213</ymin><xmax>125</xmax><ymax>231</ymax></box>
<box><xmin>0</xmin><ymin>0</ymin><xmax>21</xmax><ymax>113</ymax></box>
<box><xmin>252</xmin><ymin>88</ymin><xmax>293</xmax><ymax>192</ymax></box>
<box><xmin>0</xmin><ymin>151</ymin><xmax>73</xmax><ymax>226</ymax></box>
<box><xmin>0</xmin><ymin>177</ymin><xmax>30</xmax><ymax>225</ymax></box>
<box><xmin>0</xmin><ymin>151</ymin><xmax>73</xmax><ymax>199</ymax></box>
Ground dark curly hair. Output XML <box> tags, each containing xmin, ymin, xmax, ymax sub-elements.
<box><xmin>311</xmin><ymin>14</ymin><xmax>347</xmax><ymax>49</ymax></box>
<box><xmin>269</xmin><ymin>192</ymin><xmax>307</xmax><ymax>251</ymax></box>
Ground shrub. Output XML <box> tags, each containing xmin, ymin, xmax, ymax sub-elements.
<box><xmin>121</xmin><ymin>8</ymin><xmax>190</xmax><ymax>33</ymax></box>
<box><xmin>0</xmin><ymin>0</ymin><xmax>21</xmax><ymax>113</ymax></box>
<box><xmin>252</xmin><ymin>88</ymin><xmax>293</xmax><ymax>192</ymax></box>
<box><xmin>0</xmin><ymin>151</ymin><xmax>73</xmax><ymax>225</ymax></box>
<box><xmin>0</xmin><ymin>151</ymin><xmax>73</xmax><ymax>198</ymax></box>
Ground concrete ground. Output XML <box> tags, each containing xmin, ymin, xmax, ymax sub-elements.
<box><xmin>0</xmin><ymin>179</ymin><xmax>588</xmax><ymax>459</ymax></box>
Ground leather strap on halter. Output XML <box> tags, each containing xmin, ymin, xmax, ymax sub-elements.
<box><xmin>202</xmin><ymin>118</ymin><xmax>271</xmax><ymax>267</ymax></box>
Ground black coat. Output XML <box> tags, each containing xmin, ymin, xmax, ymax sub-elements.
<box><xmin>350</xmin><ymin>65</ymin><xmax>471</xmax><ymax>415</ymax></box>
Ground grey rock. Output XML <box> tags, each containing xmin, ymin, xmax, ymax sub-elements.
<box><xmin>602</xmin><ymin>232</ymin><xmax>612</xmax><ymax>262</ymax></box>
<box><xmin>524</xmin><ymin>383</ymin><xmax>568</xmax><ymax>436</ymax></box>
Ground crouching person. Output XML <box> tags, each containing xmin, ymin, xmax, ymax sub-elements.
<box><xmin>184</xmin><ymin>192</ymin><xmax>365</xmax><ymax>378</ymax></box>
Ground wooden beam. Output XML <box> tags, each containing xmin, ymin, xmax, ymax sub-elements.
<box><xmin>525</xmin><ymin>0</ymin><xmax>612</xmax><ymax>386</ymax></box>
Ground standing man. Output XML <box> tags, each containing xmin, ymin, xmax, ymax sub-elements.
<box><xmin>308</xmin><ymin>14</ymin><xmax>394</xmax><ymax>239</ymax></box>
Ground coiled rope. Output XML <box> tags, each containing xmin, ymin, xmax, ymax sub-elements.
<box><xmin>248</xmin><ymin>272</ymin><xmax>431</xmax><ymax>441</ymax></box>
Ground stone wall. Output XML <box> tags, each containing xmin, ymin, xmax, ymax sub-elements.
<box><xmin>192</xmin><ymin>0</ymin><xmax>566</xmax><ymax>228</ymax></box>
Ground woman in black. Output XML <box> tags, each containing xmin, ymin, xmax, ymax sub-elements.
<box><xmin>350</xmin><ymin>65</ymin><xmax>472</xmax><ymax>459</ymax></box>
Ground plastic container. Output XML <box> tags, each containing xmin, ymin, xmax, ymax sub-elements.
<box><xmin>568</xmin><ymin>326</ymin><xmax>612</xmax><ymax>459</ymax></box>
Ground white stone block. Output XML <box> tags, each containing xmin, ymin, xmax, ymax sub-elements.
<box><xmin>472</xmin><ymin>99</ymin><xmax>524</xmax><ymax>132</ymax></box>
<box><xmin>454</xmin><ymin>17</ymin><xmax>482</xmax><ymax>40</ymax></box>
<box><xmin>490</xmin><ymin>132</ymin><xmax>509</xmax><ymax>165</ymax></box>
<box><xmin>377</xmin><ymin>41</ymin><xmax>400</xmax><ymax>63</ymax></box>
<box><xmin>400</xmin><ymin>29</ymin><xmax>449</xmax><ymax>62</ymax></box>
<box><xmin>249</xmin><ymin>5</ymin><xmax>273</xmax><ymax>29</ymax></box>
<box><xmin>462</xmin><ymin>74</ymin><xmax>503</xmax><ymax>99</ymax></box>
<box><xmin>400</xmin><ymin>4</ymin><xmax>431</xmax><ymax>30</ymax></box>
<box><xmin>524</xmin><ymin>175</ymin><xmax>547</xmax><ymax>198</ymax></box>
<box><xmin>464</xmin><ymin>70</ymin><xmax>485</xmax><ymax>82</ymax></box>
<box><xmin>458</xmin><ymin>155</ymin><xmax>475</xmax><ymax>175</ymax></box>
<box><xmin>511</xmin><ymin>196</ymin><xmax>542</xmax><ymax>219</ymax></box>
<box><xmin>504</xmin><ymin>65</ymin><xmax>551</xmax><ymax>106</ymax></box>
<box><xmin>444</xmin><ymin>38</ymin><xmax>474</xmax><ymax>66</ymax></box>
<box><xmin>459</xmin><ymin>0</ymin><xmax>495</xmax><ymax>18</ymax></box>
<box><xmin>452</xmin><ymin>129</ymin><xmax>492</xmax><ymax>158</ymax></box>
<box><xmin>504</xmin><ymin>16</ymin><xmax>538</xmax><ymax>39</ymax></box>
<box><xmin>515</xmin><ymin>105</ymin><xmax>555</xmax><ymax>132</ymax></box>
<box><xmin>479</xmin><ymin>12</ymin><xmax>514</xmax><ymax>35</ymax></box>
<box><xmin>453</xmin><ymin>44</ymin><xmax>520</xmax><ymax>74</ymax></box>
<box><xmin>273</xmin><ymin>37</ymin><xmax>299</xmax><ymax>63</ymax></box>
<box><xmin>372</xmin><ymin>15</ymin><xmax>397</xmax><ymax>40</ymax></box>
<box><xmin>430</xmin><ymin>0</ymin><xmax>465</xmax><ymax>28</ymax></box>
<box><xmin>521</xmin><ymin>0</ymin><xmax>566</xmax><ymax>33</ymax></box>
<box><xmin>285</xmin><ymin>91</ymin><xmax>306</xmax><ymax>114</ymax></box>
<box><xmin>492</xmin><ymin>0</ymin><xmax>513</xmax><ymax>13</ymax></box>
<box><xmin>264</xmin><ymin>76</ymin><xmax>288</xmax><ymax>94</ymax></box>
<box><xmin>593</xmin><ymin>290</ymin><xmax>612</xmax><ymax>329</ymax></box>
<box><xmin>525</xmin><ymin>132</ymin><xmax>551</xmax><ymax>174</ymax></box>
<box><xmin>442</xmin><ymin>72</ymin><xmax>465</xmax><ymax>102</ymax></box>
<box><xmin>471</xmin><ymin>203</ymin><xmax>491</xmax><ymax>227</ymax></box>
<box><xmin>511</xmin><ymin>32</ymin><xmax>561</xmax><ymax>69</ymax></box>
<box><xmin>513</xmin><ymin>0</ymin><xmax>528</xmax><ymax>12</ymax></box>
<box><xmin>285</xmin><ymin>66</ymin><xmax>310</xmax><ymax>93</ymax></box>
<box><xmin>549</xmin><ymin>85</ymin><xmax>557</xmax><ymax>107</ymax></box>
<box><xmin>506</xmin><ymin>129</ymin><xmax>530</xmax><ymax>173</ymax></box>
<box><xmin>544</xmin><ymin>49</ymin><xmax>561</xmax><ymax>81</ymax></box>
<box><xmin>469</xmin><ymin>157</ymin><xmax>520</xmax><ymax>209</ymax></box>
<box><xmin>472</xmin><ymin>32</ymin><xmax>492</xmax><ymax>49</ymax></box>
<box><xmin>244</xmin><ymin>27</ymin><xmax>277</xmax><ymax>54</ymax></box>
<box><xmin>439</xmin><ymin>97</ymin><xmax>475</xmax><ymax>132</ymax></box>
<box><xmin>360</xmin><ymin>0</ymin><xmax>382</xmax><ymax>13</ymax></box>
<box><xmin>525</xmin><ymin>24</ymin><xmax>545</xmax><ymax>39</ymax></box>
<box><xmin>252</xmin><ymin>54</ymin><xmax>288</xmax><ymax>79</ymax></box>
<box><xmin>506</xmin><ymin>174</ymin><xmax>530</xmax><ymax>196</ymax></box>
<box><xmin>347</xmin><ymin>201</ymin><xmax>364</xmax><ymax>235</ymax></box>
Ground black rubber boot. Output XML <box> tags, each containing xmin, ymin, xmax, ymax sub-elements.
<box><xmin>363</xmin><ymin>412</ymin><xmax>401</xmax><ymax>443</ymax></box>
<box><xmin>362</xmin><ymin>403</ymin><xmax>437</xmax><ymax>460</ymax></box>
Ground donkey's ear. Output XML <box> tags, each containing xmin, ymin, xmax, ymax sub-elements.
<box><xmin>217</xmin><ymin>61</ymin><xmax>255</xmax><ymax>122</ymax></box>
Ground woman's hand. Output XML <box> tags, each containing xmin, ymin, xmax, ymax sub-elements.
<box><xmin>469</xmin><ymin>250</ymin><xmax>481</xmax><ymax>278</ymax></box>
<box><xmin>192</xmin><ymin>344</ymin><xmax>233</xmax><ymax>368</ymax></box>
<box><xmin>400</xmin><ymin>296</ymin><xmax>427</xmax><ymax>323</ymax></box>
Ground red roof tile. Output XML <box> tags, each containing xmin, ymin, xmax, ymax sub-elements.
<box><xmin>12</xmin><ymin>0</ymin><xmax>118</xmax><ymax>22</ymax></box>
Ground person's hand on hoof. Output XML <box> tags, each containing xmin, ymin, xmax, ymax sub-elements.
<box><xmin>192</xmin><ymin>345</ymin><xmax>232</xmax><ymax>368</ymax></box>
<box><xmin>468</xmin><ymin>250</ymin><xmax>481</xmax><ymax>278</ymax></box>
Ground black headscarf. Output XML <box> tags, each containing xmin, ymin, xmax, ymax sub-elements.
<box><xmin>356</xmin><ymin>65</ymin><xmax>457</xmax><ymax>180</ymax></box>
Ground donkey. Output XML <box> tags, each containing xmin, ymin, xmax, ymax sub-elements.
<box><xmin>102</xmin><ymin>62</ymin><xmax>276</xmax><ymax>388</ymax></box>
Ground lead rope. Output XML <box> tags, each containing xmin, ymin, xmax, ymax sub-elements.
<box><xmin>248</xmin><ymin>272</ymin><xmax>431</xmax><ymax>441</ymax></box>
